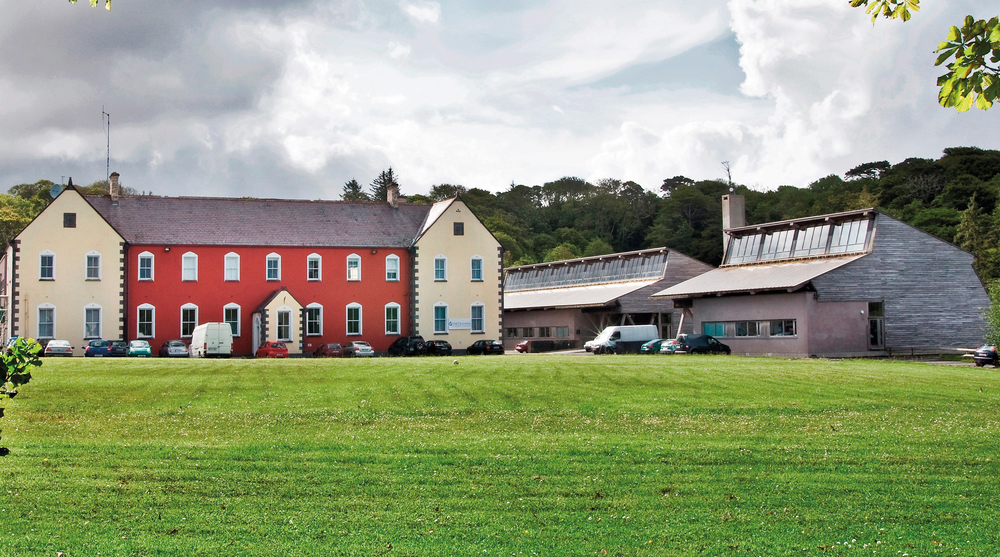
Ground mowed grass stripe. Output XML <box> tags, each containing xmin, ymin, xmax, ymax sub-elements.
<box><xmin>1</xmin><ymin>356</ymin><xmax>998</xmax><ymax>555</ymax></box>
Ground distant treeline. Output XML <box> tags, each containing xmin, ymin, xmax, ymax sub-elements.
<box><xmin>6</xmin><ymin>147</ymin><xmax>1000</xmax><ymax>280</ymax></box>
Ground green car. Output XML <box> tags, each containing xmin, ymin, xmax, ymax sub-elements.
<box><xmin>128</xmin><ymin>340</ymin><xmax>152</xmax><ymax>357</ymax></box>
<box><xmin>639</xmin><ymin>339</ymin><xmax>666</xmax><ymax>354</ymax></box>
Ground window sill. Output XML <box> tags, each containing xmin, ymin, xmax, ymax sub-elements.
<box><xmin>434</xmin><ymin>279</ymin><xmax>447</xmax><ymax>282</ymax></box>
<box><xmin>225</xmin><ymin>279</ymin><xmax>240</xmax><ymax>282</ymax></box>
<box><xmin>266</xmin><ymin>278</ymin><xmax>280</xmax><ymax>282</ymax></box>
<box><xmin>307</xmin><ymin>278</ymin><xmax>321</xmax><ymax>282</ymax></box>
<box><xmin>386</xmin><ymin>278</ymin><xmax>399</xmax><ymax>282</ymax></box>
<box><xmin>86</xmin><ymin>278</ymin><xmax>101</xmax><ymax>281</ymax></box>
<box><xmin>471</xmin><ymin>279</ymin><xmax>483</xmax><ymax>282</ymax></box>
<box><xmin>39</xmin><ymin>278</ymin><xmax>54</xmax><ymax>281</ymax></box>
<box><xmin>139</xmin><ymin>278</ymin><xmax>153</xmax><ymax>282</ymax></box>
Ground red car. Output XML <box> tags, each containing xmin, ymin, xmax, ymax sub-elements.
<box><xmin>514</xmin><ymin>340</ymin><xmax>529</xmax><ymax>353</ymax></box>
<box><xmin>313</xmin><ymin>343</ymin><xmax>344</xmax><ymax>357</ymax></box>
<box><xmin>256</xmin><ymin>341</ymin><xmax>289</xmax><ymax>358</ymax></box>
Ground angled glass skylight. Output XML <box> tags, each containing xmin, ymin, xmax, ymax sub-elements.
<box><xmin>505</xmin><ymin>249</ymin><xmax>668</xmax><ymax>292</ymax></box>
<box><xmin>724</xmin><ymin>215</ymin><xmax>874</xmax><ymax>266</ymax></box>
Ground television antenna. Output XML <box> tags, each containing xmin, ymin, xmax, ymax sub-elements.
<box><xmin>102</xmin><ymin>107</ymin><xmax>111</xmax><ymax>184</ymax></box>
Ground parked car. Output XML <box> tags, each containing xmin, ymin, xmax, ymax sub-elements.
<box><xmin>128</xmin><ymin>340</ymin><xmax>152</xmax><ymax>357</ymax></box>
<box><xmin>639</xmin><ymin>339</ymin><xmax>667</xmax><ymax>354</ymax></box>
<box><xmin>344</xmin><ymin>341</ymin><xmax>375</xmax><ymax>357</ymax></box>
<box><xmin>159</xmin><ymin>340</ymin><xmax>190</xmax><ymax>358</ymax></box>
<box><xmin>43</xmin><ymin>339</ymin><xmax>73</xmax><ymax>357</ymax></box>
<box><xmin>424</xmin><ymin>340</ymin><xmax>453</xmax><ymax>356</ymax></box>
<box><xmin>314</xmin><ymin>343</ymin><xmax>344</xmax><ymax>357</ymax></box>
<box><xmin>514</xmin><ymin>340</ymin><xmax>529</xmax><ymax>353</ymax></box>
<box><xmin>467</xmin><ymin>340</ymin><xmax>504</xmax><ymax>355</ymax></box>
<box><xmin>659</xmin><ymin>338</ymin><xmax>680</xmax><ymax>354</ymax></box>
<box><xmin>84</xmin><ymin>339</ymin><xmax>110</xmax><ymax>357</ymax></box>
<box><xmin>387</xmin><ymin>335</ymin><xmax>426</xmax><ymax>356</ymax></box>
<box><xmin>973</xmin><ymin>344</ymin><xmax>999</xmax><ymax>367</ymax></box>
<box><xmin>256</xmin><ymin>341</ymin><xmax>289</xmax><ymax>358</ymax></box>
<box><xmin>673</xmin><ymin>334</ymin><xmax>731</xmax><ymax>355</ymax></box>
<box><xmin>584</xmin><ymin>339</ymin><xmax>600</xmax><ymax>352</ymax></box>
<box><xmin>109</xmin><ymin>340</ymin><xmax>129</xmax><ymax>357</ymax></box>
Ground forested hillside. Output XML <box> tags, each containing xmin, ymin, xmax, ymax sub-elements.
<box><xmin>5</xmin><ymin>147</ymin><xmax>1000</xmax><ymax>280</ymax></box>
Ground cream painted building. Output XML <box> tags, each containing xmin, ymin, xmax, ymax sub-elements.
<box><xmin>413</xmin><ymin>197</ymin><xmax>503</xmax><ymax>351</ymax></box>
<box><xmin>5</xmin><ymin>186</ymin><xmax>125</xmax><ymax>356</ymax></box>
<box><xmin>253</xmin><ymin>287</ymin><xmax>304</xmax><ymax>356</ymax></box>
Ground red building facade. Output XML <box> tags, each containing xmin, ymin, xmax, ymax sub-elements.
<box><xmin>126</xmin><ymin>244</ymin><xmax>413</xmax><ymax>355</ymax></box>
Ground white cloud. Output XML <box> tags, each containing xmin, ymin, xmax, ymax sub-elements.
<box><xmin>400</xmin><ymin>0</ymin><xmax>441</xmax><ymax>24</ymax></box>
<box><xmin>388</xmin><ymin>42</ymin><xmax>412</xmax><ymax>59</ymax></box>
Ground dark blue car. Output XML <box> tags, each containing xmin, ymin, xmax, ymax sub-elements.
<box><xmin>84</xmin><ymin>339</ymin><xmax>110</xmax><ymax>357</ymax></box>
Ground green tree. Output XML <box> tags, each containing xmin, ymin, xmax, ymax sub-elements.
<box><xmin>850</xmin><ymin>1</ymin><xmax>999</xmax><ymax>111</ymax></box>
<box><xmin>583</xmin><ymin>237</ymin><xmax>614</xmax><ymax>257</ymax></box>
<box><xmin>544</xmin><ymin>243</ymin><xmax>580</xmax><ymax>262</ymax></box>
<box><xmin>341</xmin><ymin>178</ymin><xmax>370</xmax><ymax>202</ymax></box>
<box><xmin>369</xmin><ymin>168</ymin><xmax>400</xmax><ymax>203</ymax></box>
<box><xmin>429</xmin><ymin>184</ymin><xmax>467</xmax><ymax>201</ymax></box>
<box><xmin>983</xmin><ymin>280</ymin><xmax>1000</xmax><ymax>346</ymax></box>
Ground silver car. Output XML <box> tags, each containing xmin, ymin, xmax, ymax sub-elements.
<box><xmin>344</xmin><ymin>341</ymin><xmax>375</xmax><ymax>357</ymax></box>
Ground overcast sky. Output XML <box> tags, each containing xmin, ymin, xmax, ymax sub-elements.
<box><xmin>1</xmin><ymin>0</ymin><xmax>997</xmax><ymax>199</ymax></box>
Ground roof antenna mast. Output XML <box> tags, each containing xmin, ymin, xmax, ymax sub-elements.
<box><xmin>102</xmin><ymin>106</ymin><xmax>111</xmax><ymax>184</ymax></box>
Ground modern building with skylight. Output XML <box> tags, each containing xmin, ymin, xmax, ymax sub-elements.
<box><xmin>651</xmin><ymin>195</ymin><xmax>989</xmax><ymax>357</ymax></box>
<box><xmin>503</xmin><ymin>247</ymin><xmax>713</xmax><ymax>350</ymax></box>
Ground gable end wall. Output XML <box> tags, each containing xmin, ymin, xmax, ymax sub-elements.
<box><xmin>811</xmin><ymin>213</ymin><xmax>988</xmax><ymax>350</ymax></box>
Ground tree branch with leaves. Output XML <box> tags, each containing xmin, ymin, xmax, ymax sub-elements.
<box><xmin>68</xmin><ymin>0</ymin><xmax>111</xmax><ymax>10</ymax></box>
<box><xmin>850</xmin><ymin>1</ymin><xmax>999</xmax><ymax>111</ymax></box>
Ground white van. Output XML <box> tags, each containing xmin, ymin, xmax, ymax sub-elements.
<box><xmin>591</xmin><ymin>325</ymin><xmax>658</xmax><ymax>354</ymax></box>
<box><xmin>189</xmin><ymin>322</ymin><xmax>234</xmax><ymax>358</ymax></box>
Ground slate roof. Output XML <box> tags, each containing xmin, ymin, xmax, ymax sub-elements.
<box><xmin>86</xmin><ymin>195</ymin><xmax>433</xmax><ymax>248</ymax></box>
<box><xmin>651</xmin><ymin>255</ymin><xmax>864</xmax><ymax>298</ymax></box>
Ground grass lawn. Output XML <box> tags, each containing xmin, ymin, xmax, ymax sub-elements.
<box><xmin>1</xmin><ymin>354</ymin><xmax>998</xmax><ymax>556</ymax></box>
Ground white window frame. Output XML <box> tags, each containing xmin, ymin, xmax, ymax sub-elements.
<box><xmin>276</xmin><ymin>305</ymin><xmax>292</xmax><ymax>341</ymax></box>
<box><xmin>346</xmin><ymin>302</ymin><xmax>362</xmax><ymax>335</ymax></box>
<box><xmin>37</xmin><ymin>304</ymin><xmax>55</xmax><ymax>339</ymax></box>
<box><xmin>39</xmin><ymin>250</ymin><xmax>55</xmax><ymax>280</ymax></box>
<box><xmin>306</xmin><ymin>303</ymin><xmax>323</xmax><ymax>336</ymax></box>
<box><xmin>138</xmin><ymin>251</ymin><xmax>154</xmax><ymax>281</ymax></box>
<box><xmin>470</xmin><ymin>255</ymin><xmax>483</xmax><ymax>282</ymax></box>
<box><xmin>84</xmin><ymin>303</ymin><xmax>102</xmax><ymax>339</ymax></box>
<box><xmin>434</xmin><ymin>255</ymin><xmax>447</xmax><ymax>281</ymax></box>
<box><xmin>224</xmin><ymin>252</ymin><xmax>240</xmax><ymax>282</ymax></box>
<box><xmin>385</xmin><ymin>254</ymin><xmax>399</xmax><ymax>281</ymax></box>
<box><xmin>307</xmin><ymin>253</ymin><xmax>322</xmax><ymax>281</ymax></box>
<box><xmin>85</xmin><ymin>250</ymin><xmax>102</xmax><ymax>281</ymax></box>
<box><xmin>181</xmin><ymin>303</ymin><xmax>198</xmax><ymax>337</ymax></box>
<box><xmin>433</xmin><ymin>302</ymin><xmax>448</xmax><ymax>334</ymax></box>
<box><xmin>266</xmin><ymin>252</ymin><xmax>281</xmax><ymax>281</ymax></box>
<box><xmin>137</xmin><ymin>303</ymin><xmax>155</xmax><ymax>338</ymax></box>
<box><xmin>224</xmin><ymin>303</ymin><xmax>241</xmax><ymax>337</ymax></box>
<box><xmin>385</xmin><ymin>302</ymin><xmax>400</xmax><ymax>335</ymax></box>
<box><xmin>471</xmin><ymin>302</ymin><xmax>485</xmax><ymax>333</ymax></box>
<box><xmin>347</xmin><ymin>254</ymin><xmax>361</xmax><ymax>281</ymax></box>
<box><xmin>182</xmin><ymin>252</ymin><xmax>198</xmax><ymax>281</ymax></box>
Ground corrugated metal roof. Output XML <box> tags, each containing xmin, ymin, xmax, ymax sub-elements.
<box><xmin>86</xmin><ymin>195</ymin><xmax>432</xmax><ymax>248</ymax></box>
<box><xmin>504</xmin><ymin>280</ymin><xmax>659</xmax><ymax>310</ymax></box>
<box><xmin>651</xmin><ymin>255</ymin><xmax>865</xmax><ymax>298</ymax></box>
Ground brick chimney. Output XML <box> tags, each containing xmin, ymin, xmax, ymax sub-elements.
<box><xmin>721</xmin><ymin>194</ymin><xmax>745</xmax><ymax>259</ymax></box>
<box><xmin>109</xmin><ymin>172</ymin><xmax>121</xmax><ymax>205</ymax></box>
<box><xmin>387</xmin><ymin>183</ymin><xmax>399</xmax><ymax>209</ymax></box>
